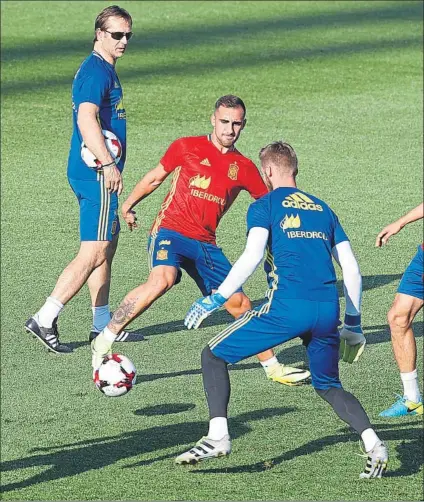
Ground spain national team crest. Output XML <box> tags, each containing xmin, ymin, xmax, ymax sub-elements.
<box><xmin>156</xmin><ymin>249</ymin><xmax>168</xmax><ymax>260</ymax></box>
<box><xmin>228</xmin><ymin>162</ymin><xmax>238</xmax><ymax>181</ymax></box>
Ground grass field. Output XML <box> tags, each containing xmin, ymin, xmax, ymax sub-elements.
<box><xmin>1</xmin><ymin>1</ymin><xmax>423</xmax><ymax>500</ymax></box>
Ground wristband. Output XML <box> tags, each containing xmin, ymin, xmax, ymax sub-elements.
<box><xmin>212</xmin><ymin>292</ymin><xmax>227</xmax><ymax>306</ymax></box>
<box><xmin>101</xmin><ymin>161</ymin><xmax>116</xmax><ymax>169</ymax></box>
<box><xmin>344</xmin><ymin>313</ymin><xmax>361</xmax><ymax>326</ymax></box>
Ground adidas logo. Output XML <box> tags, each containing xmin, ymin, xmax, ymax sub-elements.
<box><xmin>189</xmin><ymin>174</ymin><xmax>211</xmax><ymax>190</ymax></box>
<box><xmin>282</xmin><ymin>192</ymin><xmax>323</xmax><ymax>211</ymax></box>
<box><xmin>200</xmin><ymin>158</ymin><xmax>211</xmax><ymax>166</ymax></box>
<box><xmin>281</xmin><ymin>214</ymin><xmax>301</xmax><ymax>231</ymax></box>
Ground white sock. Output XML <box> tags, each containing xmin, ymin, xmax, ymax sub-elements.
<box><xmin>401</xmin><ymin>370</ymin><xmax>421</xmax><ymax>403</ymax></box>
<box><xmin>260</xmin><ymin>356</ymin><xmax>279</xmax><ymax>375</ymax></box>
<box><xmin>207</xmin><ymin>417</ymin><xmax>228</xmax><ymax>440</ymax></box>
<box><xmin>260</xmin><ymin>356</ymin><xmax>279</xmax><ymax>368</ymax></box>
<box><xmin>361</xmin><ymin>428</ymin><xmax>380</xmax><ymax>452</ymax></box>
<box><xmin>36</xmin><ymin>297</ymin><xmax>64</xmax><ymax>328</ymax></box>
<box><xmin>103</xmin><ymin>326</ymin><xmax>118</xmax><ymax>343</ymax></box>
<box><xmin>260</xmin><ymin>356</ymin><xmax>280</xmax><ymax>374</ymax></box>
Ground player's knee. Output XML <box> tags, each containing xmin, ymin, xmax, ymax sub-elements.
<box><xmin>147</xmin><ymin>269</ymin><xmax>175</xmax><ymax>296</ymax></box>
<box><xmin>387</xmin><ymin>307</ymin><xmax>412</xmax><ymax>332</ymax></box>
<box><xmin>77</xmin><ymin>241</ymin><xmax>109</xmax><ymax>268</ymax></box>
<box><xmin>201</xmin><ymin>345</ymin><xmax>214</xmax><ymax>367</ymax></box>
<box><xmin>225</xmin><ymin>293</ymin><xmax>251</xmax><ymax>319</ymax></box>
<box><xmin>314</xmin><ymin>387</ymin><xmax>330</xmax><ymax>401</ymax></box>
<box><xmin>314</xmin><ymin>385</ymin><xmax>342</xmax><ymax>403</ymax></box>
<box><xmin>201</xmin><ymin>345</ymin><xmax>227</xmax><ymax>370</ymax></box>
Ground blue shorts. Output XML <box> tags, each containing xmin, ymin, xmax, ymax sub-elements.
<box><xmin>209</xmin><ymin>298</ymin><xmax>342</xmax><ymax>390</ymax></box>
<box><xmin>397</xmin><ymin>245</ymin><xmax>424</xmax><ymax>300</ymax></box>
<box><xmin>148</xmin><ymin>228</ymin><xmax>242</xmax><ymax>296</ymax></box>
<box><xmin>68</xmin><ymin>175</ymin><xmax>120</xmax><ymax>241</ymax></box>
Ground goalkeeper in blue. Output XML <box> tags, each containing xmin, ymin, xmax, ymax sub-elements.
<box><xmin>176</xmin><ymin>141</ymin><xmax>388</xmax><ymax>478</ymax></box>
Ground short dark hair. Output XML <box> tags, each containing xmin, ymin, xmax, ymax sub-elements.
<box><xmin>259</xmin><ymin>141</ymin><xmax>298</xmax><ymax>175</ymax></box>
<box><xmin>214</xmin><ymin>95</ymin><xmax>246</xmax><ymax>116</ymax></box>
<box><xmin>93</xmin><ymin>5</ymin><xmax>132</xmax><ymax>43</ymax></box>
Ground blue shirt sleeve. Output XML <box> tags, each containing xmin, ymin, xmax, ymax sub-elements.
<box><xmin>331</xmin><ymin>210</ymin><xmax>349</xmax><ymax>247</ymax></box>
<box><xmin>246</xmin><ymin>197</ymin><xmax>271</xmax><ymax>233</ymax></box>
<box><xmin>73</xmin><ymin>64</ymin><xmax>110</xmax><ymax>109</ymax></box>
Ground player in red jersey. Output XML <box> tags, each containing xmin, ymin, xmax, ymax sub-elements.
<box><xmin>91</xmin><ymin>95</ymin><xmax>310</xmax><ymax>385</ymax></box>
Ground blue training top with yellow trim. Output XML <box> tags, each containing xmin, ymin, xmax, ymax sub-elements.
<box><xmin>67</xmin><ymin>51</ymin><xmax>127</xmax><ymax>181</ymax></box>
<box><xmin>246</xmin><ymin>187</ymin><xmax>348</xmax><ymax>302</ymax></box>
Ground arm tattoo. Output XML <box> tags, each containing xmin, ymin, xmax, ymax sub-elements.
<box><xmin>109</xmin><ymin>298</ymin><xmax>137</xmax><ymax>330</ymax></box>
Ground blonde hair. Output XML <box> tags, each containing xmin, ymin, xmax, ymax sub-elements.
<box><xmin>259</xmin><ymin>141</ymin><xmax>298</xmax><ymax>175</ymax></box>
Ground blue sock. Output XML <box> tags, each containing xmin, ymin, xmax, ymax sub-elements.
<box><xmin>91</xmin><ymin>305</ymin><xmax>112</xmax><ymax>333</ymax></box>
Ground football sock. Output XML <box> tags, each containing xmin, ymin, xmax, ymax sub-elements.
<box><xmin>37</xmin><ymin>297</ymin><xmax>64</xmax><ymax>328</ymax></box>
<box><xmin>201</xmin><ymin>346</ymin><xmax>230</xmax><ymax>419</ymax></box>
<box><xmin>103</xmin><ymin>326</ymin><xmax>118</xmax><ymax>343</ymax></box>
<box><xmin>400</xmin><ymin>370</ymin><xmax>421</xmax><ymax>403</ymax></box>
<box><xmin>260</xmin><ymin>356</ymin><xmax>278</xmax><ymax>367</ymax></box>
<box><xmin>91</xmin><ymin>304</ymin><xmax>111</xmax><ymax>333</ymax></box>
<box><xmin>260</xmin><ymin>356</ymin><xmax>279</xmax><ymax>376</ymax></box>
<box><xmin>208</xmin><ymin>417</ymin><xmax>229</xmax><ymax>440</ymax></box>
<box><xmin>361</xmin><ymin>428</ymin><xmax>380</xmax><ymax>452</ymax></box>
<box><xmin>315</xmin><ymin>387</ymin><xmax>372</xmax><ymax>435</ymax></box>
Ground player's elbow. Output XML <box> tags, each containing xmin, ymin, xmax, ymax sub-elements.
<box><xmin>343</xmin><ymin>269</ymin><xmax>362</xmax><ymax>289</ymax></box>
<box><xmin>149</xmin><ymin>176</ymin><xmax>163</xmax><ymax>189</ymax></box>
<box><xmin>341</xmin><ymin>258</ymin><xmax>361</xmax><ymax>282</ymax></box>
<box><xmin>242</xmin><ymin>248</ymin><xmax>264</xmax><ymax>271</ymax></box>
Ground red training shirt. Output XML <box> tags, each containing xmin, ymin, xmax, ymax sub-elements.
<box><xmin>150</xmin><ymin>135</ymin><xmax>267</xmax><ymax>244</ymax></box>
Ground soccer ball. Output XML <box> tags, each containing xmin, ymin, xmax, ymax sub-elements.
<box><xmin>81</xmin><ymin>129</ymin><xmax>122</xmax><ymax>169</ymax></box>
<box><xmin>94</xmin><ymin>353</ymin><xmax>136</xmax><ymax>397</ymax></box>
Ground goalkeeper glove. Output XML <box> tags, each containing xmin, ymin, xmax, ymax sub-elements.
<box><xmin>184</xmin><ymin>292</ymin><xmax>227</xmax><ymax>330</ymax></box>
<box><xmin>339</xmin><ymin>314</ymin><xmax>366</xmax><ymax>363</ymax></box>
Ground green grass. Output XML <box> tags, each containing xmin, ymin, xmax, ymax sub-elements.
<box><xmin>1</xmin><ymin>1</ymin><xmax>423</xmax><ymax>500</ymax></box>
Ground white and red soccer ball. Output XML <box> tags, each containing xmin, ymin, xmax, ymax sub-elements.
<box><xmin>94</xmin><ymin>353</ymin><xmax>136</xmax><ymax>397</ymax></box>
<box><xmin>81</xmin><ymin>129</ymin><xmax>122</xmax><ymax>169</ymax></box>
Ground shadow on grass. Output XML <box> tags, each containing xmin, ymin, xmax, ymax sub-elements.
<box><xmin>3</xmin><ymin>37</ymin><xmax>422</xmax><ymax>97</ymax></box>
<box><xmin>3</xmin><ymin>2</ymin><xmax>421</xmax><ymax>63</ymax></box>
<box><xmin>192</xmin><ymin>421</ymin><xmax>423</xmax><ymax>477</ymax></box>
<box><xmin>0</xmin><ymin>407</ymin><xmax>295</xmax><ymax>493</ymax></box>
<box><xmin>134</xmin><ymin>403</ymin><xmax>196</xmax><ymax>416</ymax></box>
<box><xmin>364</xmin><ymin>321</ymin><xmax>423</xmax><ymax>345</ymax></box>
<box><xmin>135</xmin><ymin>344</ymin><xmax>309</xmax><ymax>384</ymax></box>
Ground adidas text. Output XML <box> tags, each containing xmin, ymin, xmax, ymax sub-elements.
<box><xmin>282</xmin><ymin>200</ymin><xmax>323</xmax><ymax>211</ymax></box>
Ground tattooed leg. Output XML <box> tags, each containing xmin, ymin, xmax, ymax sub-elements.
<box><xmin>109</xmin><ymin>298</ymin><xmax>138</xmax><ymax>332</ymax></box>
<box><xmin>107</xmin><ymin>265</ymin><xmax>178</xmax><ymax>334</ymax></box>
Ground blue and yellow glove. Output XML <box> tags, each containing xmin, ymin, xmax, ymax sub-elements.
<box><xmin>184</xmin><ymin>293</ymin><xmax>227</xmax><ymax>330</ymax></box>
<box><xmin>339</xmin><ymin>314</ymin><xmax>366</xmax><ymax>363</ymax></box>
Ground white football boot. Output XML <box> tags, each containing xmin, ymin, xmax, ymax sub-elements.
<box><xmin>175</xmin><ymin>435</ymin><xmax>231</xmax><ymax>464</ymax></box>
<box><xmin>359</xmin><ymin>440</ymin><xmax>388</xmax><ymax>479</ymax></box>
